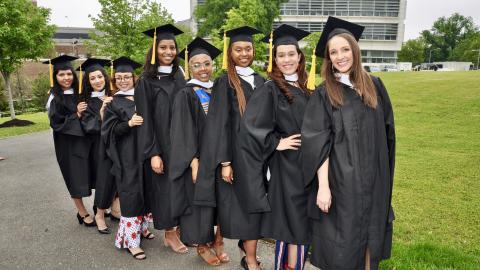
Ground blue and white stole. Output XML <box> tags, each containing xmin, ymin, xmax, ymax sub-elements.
<box><xmin>188</xmin><ymin>79</ymin><xmax>213</xmax><ymax>114</ymax></box>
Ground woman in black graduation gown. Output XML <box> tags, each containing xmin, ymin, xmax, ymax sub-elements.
<box><xmin>302</xmin><ymin>17</ymin><xmax>396</xmax><ymax>270</ymax></box>
<box><xmin>194</xmin><ymin>26</ymin><xmax>265</xmax><ymax>270</ymax></box>
<box><xmin>240</xmin><ymin>25</ymin><xmax>311</xmax><ymax>270</ymax></box>
<box><xmin>134</xmin><ymin>24</ymin><xmax>188</xmax><ymax>253</ymax></box>
<box><xmin>45</xmin><ymin>55</ymin><xmax>95</xmax><ymax>226</ymax></box>
<box><xmin>170</xmin><ymin>37</ymin><xmax>230</xmax><ymax>266</ymax></box>
<box><xmin>78</xmin><ymin>58</ymin><xmax>116</xmax><ymax>234</ymax></box>
<box><xmin>102</xmin><ymin>57</ymin><xmax>154</xmax><ymax>260</ymax></box>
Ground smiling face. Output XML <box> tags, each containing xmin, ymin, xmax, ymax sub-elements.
<box><xmin>189</xmin><ymin>54</ymin><xmax>213</xmax><ymax>82</ymax></box>
<box><xmin>157</xmin><ymin>39</ymin><xmax>177</xmax><ymax>66</ymax></box>
<box><xmin>88</xmin><ymin>70</ymin><xmax>105</xmax><ymax>92</ymax></box>
<box><xmin>114</xmin><ymin>72</ymin><xmax>134</xmax><ymax>92</ymax></box>
<box><xmin>274</xmin><ymin>44</ymin><xmax>301</xmax><ymax>75</ymax></box>
<box><xmin>230</xmin><ymin>41</ymin><xmax>254</xmax><ymax>67</ymax></box>
<box><xmin>328</xmin><ymin>36</ymin><xmax>354</xmax><ymax>74</ymax></box>
<box><xmin>56</xmin><ymin>69</ymin><xmax>74</xmax><ymax>90</ymax></box>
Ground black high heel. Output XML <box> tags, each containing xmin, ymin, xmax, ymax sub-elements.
<box><xmin>110</xmin><ymin>214</ymin><xmax>120</xmax><ymax>222</ymax></box>
<box><xmin>76</xmin><ymin>213</ymin><xmax>96</xmax><ymax>227</ymax></box>
<box><xmin>240</xmin><ymin>256</ymin><xmax>261</xmax><ymax>270</ymax></box>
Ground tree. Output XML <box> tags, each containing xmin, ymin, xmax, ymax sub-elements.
<box><xmin>398</xmin><ymin>38</ymin><xmax>426</xmax><ymax>65</ymax></box>
<box><xmin>451</xmin><ymin>33</ymin><xmax>480</xmax><ymax>66</ymax></box>
<box><xmin>0</xmin><ymin>0</ymin><xmax>55</xmax><ymax>119</ymax></box>
<box><xmin>31</xmin><ymin>73</ymin><xmax>51</xmax><ymax>110</ymax></box>
<box><xmin>303</xmin><ymin>32</ymin><xmax>323</xmax><ymax>70</ymax></box>
<box><xmin>88</xmin><ymin>0</ymin><xmax>193</xmax><ymax>65</ymax></box>
<box><xmin>421</xmin><ymin>13</ymin><xmax>478</xmax><ymax>62</ymax></box>
<box><xmin>194</xmin><ymin>0</ymin><xmax>288</xmax><ymax>36</ymax></box>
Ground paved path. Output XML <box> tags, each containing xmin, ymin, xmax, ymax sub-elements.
<box><xmin>0</xmin><ymin>131</ymin><xmax>319</xmax><ymax>269</ymax></box>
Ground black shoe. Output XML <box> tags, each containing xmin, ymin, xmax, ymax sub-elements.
<box><xmin>97</xmin><ymin>226</ymin><xmax>111</xmax><ymax>234</ymax></box>
<box><xmin>110</xmin><ymin>214</ymin><xmax>120</xmax><ymax>222</ymax></box>
<box><xmin>76</xmin><ymin>213</ymin><xmax>96</xmax><ymax>227</ymax></box>
<box><xmin>240</xmin><ymin>256</ymin><xmax>260</xmax><ymax>270</ymax></box>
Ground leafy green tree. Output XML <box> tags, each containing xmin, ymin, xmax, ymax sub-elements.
<box><xmin>398</xmin><ymin>38</ymin><xmax>427</xmax><ymax>65</ymax></box>
<box><xmin>303</xmin><ymin>32</ymin><xmax>323</xmax><ymax>70</ymax></box>
<box><xmin>31</xmin><ymin>73</ymin><xmax>51</xmax><ymax>110</ymax></box>
<box><xmin>194</xmin><ymin>0</ymin><xmax>288</xmax><ymax>36</ymax></box>
<box><xmin>88</xmin><ymin>0</ymin><xmax>193</xmax><ymax>65</ymax></box>
<box><xmin>421</xmin><ymin>13</ymin><xmax>478</xmax><ymax>61</ymax></box>
<box><xmin>0</xmin><ymin>0</ymin><xmax>55</xmax><ymax>119</ymax></box>
<box><xmin>450</xmin><ymin>33</ymin><xmax>480</xmax><ymax>67</ymax></box>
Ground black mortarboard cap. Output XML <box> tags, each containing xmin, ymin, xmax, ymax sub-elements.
<box><xmin>76</xmin><ymin>58</ymin><xmax>110</xmax><ymax>73</ymax></box>
<box><xmin>178</xmin><ymin>37</ymin><xmax>222</xmax><ymax>60</ymax></box>
<box><xmin>224</xmin><ymin>26</ymin><xmax>262</xmax><ymax>44</ymax></box>
<box><xmin>42</xmin><ymin>55</ymin><xmax>78</xmax><ymax>71</ymax></box>
<box><xmin>262</xmin><ymin>24</ymin><xmax>310</xmax><ymax>47</ymax></box>
<box><xmin>315</xmin><ymin>16</ymin><xmax>365</xmax><ymax>58</ymax></box>
<box><xmin>142</xmin><ymin>23</ymin><xmax>183</xmax><ymax>40</ymax></box>
<box><xmin>112</xmin><ymin>56</ymin><xmax>142</xmax><ymax>73</ymax></box>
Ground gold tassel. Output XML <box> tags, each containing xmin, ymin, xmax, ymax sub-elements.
<box><xmin>150</xmin><ymin>27</ymin><xmax>157</xmax><ymax>65</ymax></box>
<box><xmin>184</xmin><ymin>46</ymin><xmax>189</xmax><ymax>80</ymax></box>
<box><xmin>221</xmin><ymin>32</ymin><xmax>228</xmax><ymax>70</ymax></box>
<box><xmin>79</xmin><ymin>65</ymin><xmax>83</xmax><ymax>94</ymax></box>
<box><xmin>267</xmin><ymin>31</ymin><xmax>273</xmax><ymax>73</ymax></box>
<box><xmin>110</xmin><ymin>60</ymin><xmax>114</xmax><ymax>91</ymax></box>
<box><xmin>307</xmin><ymin>49</ymin><xmax>317</xmax><ymax>91</ymax></box>
<box><xmin>49</xmin><ymin>59</ymin><xmax>54</xmax><ymax>87</ymax></box>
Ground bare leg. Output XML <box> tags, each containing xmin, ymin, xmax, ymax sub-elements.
<box><xmin>73</xmin><ymin>198</ymin><xmax>93</xmax><ymax>223</ymax></box>
<box><xmin>213</xmin><ymin>226</ymin><xmax>230</xmax><ymax>262</ymax></box>
<box><xmin>110</xmin><ymin>197</ymin><xmax>121</xmax><ymax>218</ymax></box>
<box><xmin>95</xmin><ymin>208</ymin><xmax>108</xmax><ymax>230</ymax></box>
<box><xmin>365</xmin><ymin>248</ymin><xmax>371</xmax><ymax>270</ymax></box>
<box><xmin>164</xmin><ymin>227</ymin><xmax>188</xmax><ymax>253</ymax></box>
<box><xmin>244</xmin><ymin>240</ymin><xmax>260</xmax><ymax>270</ymax></box>
<box><xmin>287</xmin><ymin>244</ymin><xmax>298</xmax><ymax>268</ymax></box>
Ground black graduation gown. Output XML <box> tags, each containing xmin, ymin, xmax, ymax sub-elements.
<box><xmin>81</xmin><ymin>97</ymin><xmax>116</xmax><ymax>209</ymax></box>
<box><xmin>240</xmin><ymin>81</ymin><xmax>310</xmax><ymax>245</ymax></box>
<box><xmin>169</xmin><ymin>84</ymin><xmax>215</xmax><ymax>244</ymax></box>
<box><xmin>135</xmin><ymin>68</ymin><xmax>186</xmax><ymax>229</ymax></box>
<box><xmin>49</xmin><ymin>93</ymin><xmax>92</xmax><ymax>198</ymax></box>
<box><xmin>194</xmin><ymin>73</ymin><xmax>265</xmax><ymax>240</ymax></box>
<box><xmin>301</xmin><ymin>76</ymin><xmax>396</xmax><ymax>270</ymax></box>
<box><xmin>102</xmin><ymin>96</ymin><xmax>145</xmax><ymax>217</ymax></box>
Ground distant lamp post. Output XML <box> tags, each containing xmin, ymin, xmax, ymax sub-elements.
<box><xmin>472</xmin><ymin>49</ymin><xmax>480</xmax><ymax>70</ymax></box>
<box><xmin>72</xmin><ymin>39</ymin><xmax>78</xmax><ymax>56</ymax></box>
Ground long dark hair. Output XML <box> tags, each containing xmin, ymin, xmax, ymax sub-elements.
<box><xmin>142</xmin><ymin>38</ymin><xmax>180</xmax><ymax>79</ymax></box>
<box><xmin>81</xmin><ymin>68</ymin><xmax>111</xmax><ymax>103</ymax></box>
<box><xmin>321</xmin><ymin>33</ymin><xmax>377</xmax><ymax>109</ymax></box>
<box><xmin>268</xmin><ymin>44</ymin><xmax>309</xmax><ymax>104</ymax></box>
<box><xmin>226</xmin><ymin>42</ymin><xmax>256</xmax><ymax>116</ymax></box>
<box><xmin>51</xmin><ymin>67</ymin><xmax>79</xmax><ymax>97</ymax></box>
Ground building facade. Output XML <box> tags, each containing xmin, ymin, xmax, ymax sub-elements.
<box><xmin>190</xmin><ymin>0</ymin><xmax>407</xmax><ymax>66</ymax></box>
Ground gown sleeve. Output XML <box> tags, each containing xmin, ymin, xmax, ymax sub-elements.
<box><xmin>80</xmin><ymin>101</ymin><xmax>101</xmax><ymax>135</ymax></box>
<box><xmin>301</xmin><ymin>87</ymin><xmax>334</xmax><ymax>187</ymax></box>
<box><xmin>135</xmin><ymin>77</ymin><xmax>161</xmax><ymax>160</ymax></box>
<box><xmin>238</xmin><ymin>83</ymin><xmax>279</xmax><ymax>213</ymax></box>
<box><xmin>48</xmin><ymin>97</ymin><xmax>84</xmax><ymax>136</ymax></box>
<box><xmin>101</xmin><ymin>101</ymin><xmax>123</xmax><ymax>180</ymax></box>
<box><xmin>169</xmin><ymin>89</ymin><xmax>198</xmax><ymax>217</ymax></box>
<box><xmin>193</xmin><ymin>75</ymin><xmax>231</xmax><ymax>207</ymax></box>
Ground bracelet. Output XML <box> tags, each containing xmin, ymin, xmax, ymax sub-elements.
<box><xmin>221</xmin><ymin>162</ymin><xmax>231</xmax><ymax>167</ymax></box>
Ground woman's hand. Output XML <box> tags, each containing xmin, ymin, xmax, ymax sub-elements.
<box><xmin>190</xmin><ymin>158</ymin><xmax>199</xmax><ymax>183</ymax></box>
<box><xmin>128</xmin><ymin>113</ymin><xmax>143</xmax><ymax>127</ymax></box>
<box><xmin>276</xmin><ymin>134</ymin><xmax>301</xmax><ymax>151</ymax></box>
<box><xmin>100</xmin><ymin>97</ymin><xmax>113</xmax><ymax>120</ymax></box>
<box><xmin>316</xmin><ymin>184</ymin><xmax>332</xmax><ymax>213</ymax></box>
<box><xmin>221</xmin><ymin>164</ymin><xmax>233</xmax><ymax>184</ymax></box>
<box><xmin>151</xmin><ymin>155</ymin><xmax>164</xmax><ymax>174</ymax></box>
<box><xmin>77</xmin><ymin>102</ymin><xmax>87</xmax><ymax>118</ymax></box>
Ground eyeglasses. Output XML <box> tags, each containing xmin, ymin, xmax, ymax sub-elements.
<box><xmin>115</xmin><ymin>76</ymin><xmax>133</xmax><ymax>82</ymax></box>
<box><xmin>191</xmin><ymin>61</ymin><xmax>212</xmax><ymax>70</ymax></box>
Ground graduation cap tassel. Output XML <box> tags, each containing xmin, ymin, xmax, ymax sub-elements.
<box><xmin>221</xmin><ymin>32</ymin><xmax>228</xmax><ymax>70</ymax></box>
<box><xmin>184</xmin><ymin>46</ymin><xmax>190</xmax><ymax>80</ymax></box>
<box><xmin>79</xmin><ymin>65</ymin><xmax>83</xmax><ymax>94</ymax></box>
<box><xmin>48</xmin><ymin>59</ymin><xmax>54</xmax><ymax>88</ymax></box>
<box><xmin>267</xmin><ymin>31</ymin><xmax>273</xmax><ymax>73</ymax></box>
<box><xmin>109</xmin><ymin>60</ymin><xmax>114</xmax><ymax>91</ymax></box>
<box><xmin>150</xmin><ymin>27</ymin><xmax>157</xmax><ymax>65</ymax></box>
<box><xmin>307</xmin><ymin>49</ymin><xmax>317</xmax><ymax>91</ymax></box>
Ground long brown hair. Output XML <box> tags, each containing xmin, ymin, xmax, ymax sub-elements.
<box><xmin>268</xmin><ymin>44</ymin><xmax>309</xmax><ymax>104</ymax></box>
<box><xmin>226</xmin><ymin>43</ymin><xmax>255</xmax><ymax>116</ymax></box>
<box><xmin>321</xmin><ymin>33</ymin><xmax>377</xmax><ymax>108</ymax></box>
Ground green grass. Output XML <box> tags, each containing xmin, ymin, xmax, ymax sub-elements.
<box><xmin>0</xmin><ymin>112</ymin><xmax>50</xmax><ymax>138</ymax></box>
<box><xmin>374</xmin><ymin>71</ymin><xmax>480</xmax><ymax>269</ymax></box>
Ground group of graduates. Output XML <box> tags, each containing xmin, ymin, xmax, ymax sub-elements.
<box><xmin>45</xmin><ymin>16</ymin><xmax>396</xmax><ymax>270</ymax></box>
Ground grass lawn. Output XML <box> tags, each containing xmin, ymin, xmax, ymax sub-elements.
<box><xmin>0</xmin><ymin>112</ymin><xmax>50</xmax><ymax>138</ymax></box>
<box><xmin>374</xmin><ymin>71</ymin><xmax>480</xmax><ymax>269</ymax></box>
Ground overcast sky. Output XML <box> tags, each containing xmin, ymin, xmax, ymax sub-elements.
<box><xmin>37</xmin><ymin>0</ymin><xmax>480</xmax><ymax>41</ymax></box>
